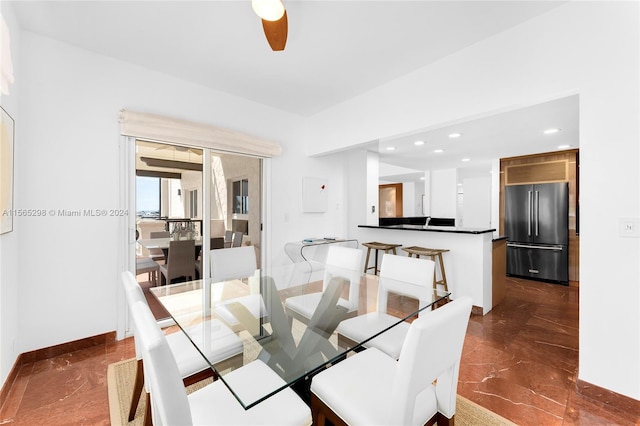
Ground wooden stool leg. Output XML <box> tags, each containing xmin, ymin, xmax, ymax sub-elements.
<box><xmin>374</xmin><ymin>249</ymin><xmax>380</xmax><ymax>275</ymax></box>
<box><xmin>437</xmin><ymin>253</ymin><xmax>449</xmax><ymax>292</ymax></box>
<box><xmin>364</xmin><ymin>248</ymin><xmax>372</xmax><ymax>274</ymax></box>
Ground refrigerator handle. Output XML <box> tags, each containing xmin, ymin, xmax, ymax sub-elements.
<box><xmin>535</xmin><ymin>190</ymin><xmax>539</xmax><ymax>236</ymax></box>
<box><xmin>527</xmin><ymin>190</ymin><xmax>532</xmax><ymax>236</ymax></box>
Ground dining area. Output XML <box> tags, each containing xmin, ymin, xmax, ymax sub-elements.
<box><xmin>136</xmin><ymin>223</ymin><xmax>246</xmax><ymax>287</ymax></box>
<box><xmin>123</xmin><ymin>242</ymin><xmax>472</xmax><ymax>426</ymax></box>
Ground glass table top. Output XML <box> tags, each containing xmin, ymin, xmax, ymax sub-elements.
<box><xmin>150</xmin><ymin>273</ymin><xmax>450</xmax><ymax>409</ymax></box>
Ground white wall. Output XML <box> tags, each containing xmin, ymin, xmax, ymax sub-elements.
<box><xmin>430</xmin><ymin>169</ymin><xmax>457</xmax><ymax>218</ymax></box>
<box><xmin>11</xmin><ymin>30</ymin><xmax>339</xmax><ymax>365</ymax></box>
<box><xmin>304</xmin><ymin>2</ymin><xmax>640</xmax><ymax>400</ymax></box>
<box><xmin>402</xmin><ymin>181</ymin><xmax>415</xmax><ymax>216</ymax></box>
<box><xmin>462</xmin><ymin>176</ymin><xmax>492</xmax><ymax>229</ymax></box>
<box><xmin>0</xmin><ymin>3</ymin><xmax>20</xmax><ymax>385</ymax></box>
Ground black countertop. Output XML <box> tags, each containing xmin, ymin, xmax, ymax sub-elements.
<box><xmin>358</xmin><ymin>224</ymin><xmax>495</xmax><ymax>235</ymax></box>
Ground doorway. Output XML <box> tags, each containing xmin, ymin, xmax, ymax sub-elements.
<box><xmin>132</xmin><ymin>139</ymin><xmax>263</xmax><ymax>320</ymax></box>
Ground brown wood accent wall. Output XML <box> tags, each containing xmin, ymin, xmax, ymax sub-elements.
<box><xmin>499</xmin><ymin>149</ymin><xmax>579</xmax><ymax>283</ymax></box>
<box><xmin>505</xmin><ymin>160</ymin><xmax>569</xmax><ymax>185</ymax></box>
<box><xmin>379</xmin><ymin>183</ymin><xmax>403</xmax><ymax>218</ymax></box>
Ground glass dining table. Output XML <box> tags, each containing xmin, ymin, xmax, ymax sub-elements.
<box><xmin>149</xmin><ymin>271</ymin><xmax>450</xmax><ymax>409</ymax></box>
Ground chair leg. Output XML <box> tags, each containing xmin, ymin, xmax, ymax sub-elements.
<box><xmin>311</xmin><ymin>393</ymin><xmax>347</xmax><ymax>426</ymax></box>
<box><xmin>143</xmin><ymin>392</ymin><xmax>152</xmax><ymax>426</ymax></box>
<box><xmin>128</xmin><ymin>359</ymin><xmax>144</xmax><ymax>421</ymax></box>
<box><xmin>436</xmin><ymin>412</ymin><xmax>454</xmax><ymax>426</ymax></box>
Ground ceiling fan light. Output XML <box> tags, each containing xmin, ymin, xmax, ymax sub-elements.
<box><xmin>252</xmin><ymin>0</ymin><xmax>285</xmax><ymax>21</ymax></box>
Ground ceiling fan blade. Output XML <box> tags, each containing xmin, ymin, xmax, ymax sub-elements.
<box><xmin>262</xmin><ymin>10</ymin><xmax>287</xmax><ymax>51</ymax></box>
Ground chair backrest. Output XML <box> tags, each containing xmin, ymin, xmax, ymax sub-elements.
<box><xmin>129</xmin><ymin>300</ymin><xmax>193</xmax><ymax>425</ymax></box>
<box><xmin>378</xmin><ymin>254</ymin><xmax>435</xmax><ymax>317</ymax></box>
<box><xmin>150</xmin><ymin>231</ymin><xmax>170</xmax><ymax>238</ymax></box>
<box><xmin>210</xmin><ymin>237</ymin><xmax>225</xmax><ymax>250</ymax></box>
<box><xmin>231</xmin><ymin>231</ymin><xmax>243</xmax><ymax>247</ymax></box>
<box><xmin>322</xmin><ymin>246</ymin><xmax>363</xmax><ymax>309</ymax></box>
<box><xmin>389</xmin><ymin>296</ymin><xmax>472</xmax><ymax>425</ymax></box>
<box><xmin>121</xmin><ymin>271</ymin><xmax>147</xmax><ymax>361</ymax></box>
<box><xmin>224</xmin><ymin>230</ymin><xmax>233</xmax><ymax>243</ymax></box>
<box><xmin>122</xmin><ymin>270</ymin><xmax>146</xmax><ymax>306</ymax></box>
<box><xmin>166</xmin><ymin>239</ymin><xmax>196</xmax><ymax>281</ymax></box>
<box><xmin>210</xmin><ymin>245</ymin><xmax>257</xmax><ymax>282</ymax></box>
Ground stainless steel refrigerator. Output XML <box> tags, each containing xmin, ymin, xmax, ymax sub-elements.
<box><xmin>505</xmin><ymin>182</ymin><xmax>569</xmax><ymax>284</ymax></box>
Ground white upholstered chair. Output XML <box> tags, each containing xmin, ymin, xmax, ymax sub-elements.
<box><xmin>210</xmin><ymin>245</ymin><xmax>257</xmax><ymax>282</ymax></box>
<box><xmin>284</xmin><ymin>245</ymin><xmax>363</xmax><ymax>324</ymax></box>
<box><xmin>121</xmin><ymin>271</ymin><xmax>243</xmax><ymax>425</ymax></box>
<box><xmin>210</xmin><ymin>246</ymin><xmax>265</xmax><ymax>328</ymax></box>
<box><xmin>336</xmin><ymin>253</ymin><xmax>435</xmax><ymax>359</ymax></box>
<box><xmin>310</xmin><ymin>296</ymin><xmax>473</xmax><ymax>426</ymax></box>
<box><xmin>130</xmin><ymin>299</ymin><xmax>312</xmax><ymax>426</ymax></box>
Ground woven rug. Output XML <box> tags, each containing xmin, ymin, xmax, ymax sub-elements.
<box><xmin>108</xmin><ymin>357</ymin><xmax>515</xmax><ymax>425</ymax></box>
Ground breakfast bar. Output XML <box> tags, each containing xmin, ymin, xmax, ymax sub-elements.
<box><xmin>357</xmin><ymin>224</ymin><xmax>496</xmax><ymax>315</ymax></box>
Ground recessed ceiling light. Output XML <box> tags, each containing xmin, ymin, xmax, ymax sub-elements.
<box><xmin>557</xmin><ymin>144</ymin><xmax>571</xmax><ymax>149</ymax></box>
<box><xmin>461</xmin><ymin>158</ymin><xmax>471</xmax><ymax>162</ymax></box>
<box><xmin>434</xmin><ymin>149</ymin><xmax>444</xmax><ymax>153</ymax></box>
<box><xmin>414</xmin><ymin>140</ymin><xmax>425</xmax><ymax>146</ymax></box>
<box><xmin>448</xmin><ymin>132</ymin><xmax>462</xmax><ymax>139</ymax></box>
<box><xmin>386</xmin><ymin>146</ymin><xmax>396</xmax><ymax>151</ymax></box>
<box><xmin>419</xmin><ymin>177</ymin><xmax>426</xmax><ymax>180</ymax></box>
<box><xmin>543</xmin><ymin>128</ymin><xmax>561</xmax><ymax>135</ymax></box>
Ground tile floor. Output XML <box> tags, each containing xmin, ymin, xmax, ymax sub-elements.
<box><xmin>0</xmin><ymin>277</ymin><xmax>638</xmax><ymax>425</ymax></box>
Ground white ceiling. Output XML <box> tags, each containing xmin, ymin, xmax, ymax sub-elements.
<box><xmin>12</xmin><ymin>1</ymin><xmax>577</xmax><ymax>179</ymax></box>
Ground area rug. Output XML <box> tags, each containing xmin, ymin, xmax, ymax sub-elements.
<box><xmin>108</xmin><ymin>357</ymin><xmax>515</xmax><ymax>425</ymax></box>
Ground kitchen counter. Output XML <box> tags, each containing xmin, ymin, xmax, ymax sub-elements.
<box><xmin>356</xmin><ymin>223</ymin><xmax>498</xmax><ymax>315</ymax></box>
<box><xmin>359</xmin><ymin>224</ymin><xmax>495</xmax><ymax>235</ymax></box>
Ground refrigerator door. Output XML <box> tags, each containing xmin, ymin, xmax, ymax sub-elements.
<box><xmin>533</xmin><ymin>183</ymin><xmax>569</xmax><ymax>246</ymax></box>
<box><xmin>505</xmin><ymin>185</ymin><xmax>533</xmax><ymax>243</ymax></box>
<box><xmin>507</xmin><ymin>243</ymin><xmax>568</xmax><ymax>284</ymax></box>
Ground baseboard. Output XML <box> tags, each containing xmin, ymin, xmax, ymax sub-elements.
<box><xmin>0</xmin><ymin>331</ymin><xmax>116</xmax><ymax>411</ymax></box>
<box><xmin>576</xmin><ymin>378</ymin><xmax>640</xmax><ymax>414</ymax></box>
<box><xmin>471</xmin><ymin>305</ymin><xmax>483</xmax><ymax>316</ymax></box>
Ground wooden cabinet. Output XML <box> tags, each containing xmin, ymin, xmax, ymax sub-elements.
<box><xmin>492</xmin><ymin>238</ymin><xmax>507</xmax><ymax>308</ymax></box>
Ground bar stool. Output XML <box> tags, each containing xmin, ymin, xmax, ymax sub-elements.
<box><xmin>401</xmin><ymin>246</ymin><xmax>450</xmax><ymax>292</ymax></box>
<box><xmin>362</xmin><ymin>242</ymin><xmax>402</xmax><ymax>275</ymax></box>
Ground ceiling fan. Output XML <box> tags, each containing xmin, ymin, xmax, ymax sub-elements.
<box><xmin>251</xmin><ymin>0</ymin><xmax>288</xmax><ymax>51</ymax></box>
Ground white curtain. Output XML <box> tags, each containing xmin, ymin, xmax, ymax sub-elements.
<box><xmin>119</xmin><ymin>110</ymin><xmax>282</xmax><ymax>157</ymax></box>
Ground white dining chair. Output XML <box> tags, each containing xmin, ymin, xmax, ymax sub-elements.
<box><xmin>210</xmin><ymin>245</ymin><xmax>265</xmax><ymax>328</ymax></box>
<box><xmin>284</xmin><ymin>245</ymin><xmax>363</xmax><ymax>325</ymax></box>
<box><xmin>210</xmin><ymin>245</ymin><xmax>257</xmax><ymax>282</ymax></box>
<box><xmin>121</xmin><ymin>271</ymin><xmax>243</xmax><ymax>424</ymax></box>
<box><xmin>310</xmin><ymin>296</ymin><xmax>473</xmax><ymax>426</ymax></box>
<box><xmin>130</xmin><ymin>299</ymin><xmax>312</xmax><ymax>426</ymax></box>
<box><xmin>336</xmin><ymin>253</ymin><xmax>435</xmax><ymax>359</ymax></box>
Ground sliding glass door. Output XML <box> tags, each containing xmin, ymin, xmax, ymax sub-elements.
<box><xmin>131</xmin><ymin>139</ymin><xmax>263</xmax><ymax>322</ymax></box>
